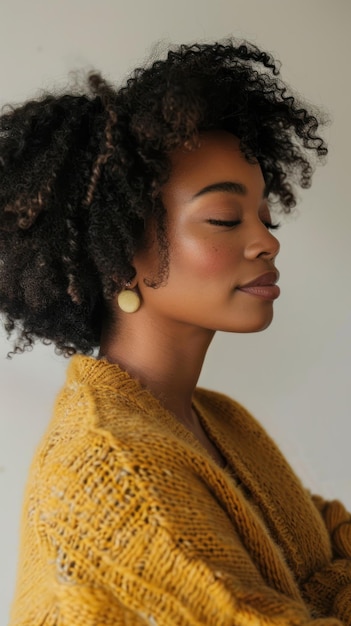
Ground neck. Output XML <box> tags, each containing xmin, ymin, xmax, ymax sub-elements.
<box><xmin>99</xmin><ymin>309</ymin><xmax>215</xmax><ymax>426</ymax></box>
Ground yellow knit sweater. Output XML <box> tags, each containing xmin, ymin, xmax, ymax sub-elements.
<box><xmin>9</xmin><ymin>355</ymin><xmax>351</xmax><ymax>625</ymax></box>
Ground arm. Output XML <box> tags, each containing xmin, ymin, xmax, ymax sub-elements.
<box><xmin>299</xmin><ymin>494</ymin><xmax>351</xmax><ymax>624</ymax></box>
<box><xmin>311</xmin><ymin>495</ymin><xmax>351</xmax><ymax>560</ymax></box>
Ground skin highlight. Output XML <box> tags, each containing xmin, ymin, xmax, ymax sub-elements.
<box><xmin>99</xmin><ymin>131</ymin><xmax>280</xmax><ymax>460</ymax></box>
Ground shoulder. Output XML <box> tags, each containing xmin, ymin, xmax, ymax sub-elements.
<box><xmin>47</xmin><ymin>354</ymin><xmax>165</xmax><ymax>443</ymax></box>
<box><xmin>31</xmin><ymin>356</ymin><xmax>210</xmax><ymax>509</ymax></box>
<box><xmin>28</xmin><ymin>398</ymin><xmax>232</xmax><ymax>571</ymax></box>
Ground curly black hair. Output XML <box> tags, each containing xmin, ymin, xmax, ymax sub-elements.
<box><xmin>0</xmin><ymin>40</ymin><xmax>327</xmax><ymax>357</ymax></box>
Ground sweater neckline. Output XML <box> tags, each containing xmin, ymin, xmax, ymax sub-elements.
<box><xmin>67</xmin><ymin>354</ymin><xmax>229</xmax><ymax>471</ymax></box>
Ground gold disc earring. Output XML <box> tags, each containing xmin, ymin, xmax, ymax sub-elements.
<box><xmin>117</xmin><ymin>288</ymin><xmax>141</xmax><ymax>313</ymax></box>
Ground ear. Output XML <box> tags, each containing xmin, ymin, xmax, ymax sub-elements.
<box><xmin>111</xmin><ymin>267</ymin><xmax>139</xmax><ymax>291</ymax></box>
<box><xmin>130</xmin><ymin>219</ymin><xmax>159</xmax><ymax>290</ymax></box>
<box><xmin>127</xmin><ymin>272</ymin><xmax>139</xmax><ymax>290</ymax></box>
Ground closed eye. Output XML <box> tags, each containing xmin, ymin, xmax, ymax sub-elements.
<box><xmin>207</xmin><ymin>219</ymin><xmax>241</xmax><ymax>228</ymax></box>
<box><xmin>208</xmin><ymin>219</ymin><xmax>280</xmax><ymax>231</ymax></box>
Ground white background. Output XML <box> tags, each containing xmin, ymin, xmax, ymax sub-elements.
<box><xmin>0</xmin><ymin>0</ymin><xmax>350</xmax><ymax>622</ymax></box>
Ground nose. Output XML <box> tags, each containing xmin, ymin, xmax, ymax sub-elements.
<box><xmin>244</xmin><ymin>221</ymin><xmax>280</xmax><ymax>261</ymax></box>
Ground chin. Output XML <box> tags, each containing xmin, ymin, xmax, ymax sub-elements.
<box><xmin>250</xmin><ymin>320</ymin><xmax>273</xmax><ymax>333</ymax></box>
<box><xmin>222</xmin><ymin>312</ymin><xmax>275</xmax><ymax>334</ymax></box>
<box><xmin>247</xmin><ymin>314</ymin><xmax>274</xmax><ymax>333</ymax></box>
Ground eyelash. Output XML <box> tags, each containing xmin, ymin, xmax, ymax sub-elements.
<box><xmin>207</xmin><ymin>219</ymin><xmax>280</xmax><ymax>231</ymax></box>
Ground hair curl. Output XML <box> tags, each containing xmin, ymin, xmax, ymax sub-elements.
<box><xmin>0</xmin><ymin>40</ymin><xmax>327</xmax><ymax>357</ymax></box>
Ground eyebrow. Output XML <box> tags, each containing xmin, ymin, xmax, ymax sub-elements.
<box><xmin>191</xmin><ymin>181</ymin><xmax>248</xmax><ymax>201</ymax></box>
<box><xmin>191</xmin><ymin>180</ymin><xmax>269</xmax><ymax>201</ymax></box>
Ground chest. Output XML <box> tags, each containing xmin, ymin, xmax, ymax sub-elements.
<box><xmin>192</xmin><ymin>397</ymin><xmax>333</xmax><ymax>584</ymax></box>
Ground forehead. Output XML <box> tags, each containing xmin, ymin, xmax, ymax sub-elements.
<box><xmin>163</xmin><ymin>130</ymin><xmax>265</xmax><ymax>202</ymax></box>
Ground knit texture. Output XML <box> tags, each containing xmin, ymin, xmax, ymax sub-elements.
<box><xmin>9</xmin><ymin>355</ymin><xmax>351</xmax><ymax>625</ymax></box>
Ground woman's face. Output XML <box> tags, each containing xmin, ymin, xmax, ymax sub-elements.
<box><xmin>133</xmin><ymin>130</ymin><xmax>280</xmax><ymax>334</ymax></box>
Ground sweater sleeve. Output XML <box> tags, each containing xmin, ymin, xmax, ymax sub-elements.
<box><xmin>310</xmin><ymin>495</ymin><xmax>351</xmax><ymax>561</ymax></box>
<box><xmin>300</xmin><ymin>494</ymin><xmax>351</xmax><ymax>625</ymax></box>
<box><xmin>29</xmin><ymin>430</ymin><xmax>350</xmax><ymax>626</ymax></box>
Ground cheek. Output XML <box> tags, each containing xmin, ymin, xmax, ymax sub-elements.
<box><xmin>171</xmin><ymin>238</ymin><xmax>239</xmax><ymax>280</ymax></box>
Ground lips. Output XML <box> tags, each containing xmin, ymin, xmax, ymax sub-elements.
<box><xmin>239</xmin><ymin>271</ymin><xmax>279</xmax><ymax>288</ymax></box>
<box><xmin>237</xmin><ymin>271</ymin><xmax>280</xmax><ymax>300</ymax></box>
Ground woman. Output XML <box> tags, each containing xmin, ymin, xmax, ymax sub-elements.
<box><xmin>2</xmin><ymin>41</ymin><xmax>351</xmax><ymax>625</ymax></box>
